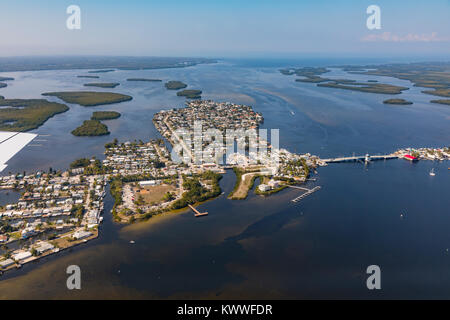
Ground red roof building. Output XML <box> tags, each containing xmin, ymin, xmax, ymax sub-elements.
<box><xmin>404</xmin><ymin>154</ymin><xmax>418</xmax><ymax>161</ymax></box>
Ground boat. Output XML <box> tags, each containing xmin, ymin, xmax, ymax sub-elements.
<box><xmin>429</xmin><ymin>168</ymin><xmax>436</xmax><ymax>176</ymax></box>
<box><xmin>129</xmin><ymin>240</ymin><xmax>135</xmax><ymax>244</ymax></box>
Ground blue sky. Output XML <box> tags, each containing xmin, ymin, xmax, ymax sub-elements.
<box><xmin>0</xmin><ymin>0</ymin><xmax>449</xmax><ymax>58</ymax></box>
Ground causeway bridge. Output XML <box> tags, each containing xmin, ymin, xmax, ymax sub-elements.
<box><xmin>321</xmin><ymin>153</ymin><xmax>399</xmax><ymax>164</ymax></box>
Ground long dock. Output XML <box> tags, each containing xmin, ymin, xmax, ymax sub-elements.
<box><xmin>188</xmin><ymin>204</ymin><xmax>208</xmax><ymax>217</ymax></box>
<box><xmin>322</xmin><ymin>154</ymin><xmax>398</xmax><ymax>163</ymax></box>
<box><xmin>291</xmin><ymin>186</ymin><xmax>321</xmax><ymax>203</ymax></box>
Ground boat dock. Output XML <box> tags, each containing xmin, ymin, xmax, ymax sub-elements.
<box><xmin>188</xmin><ymin>204</ymin><xmax>209</xmax><ymax>217</ymax></box>
<box><xmin>290</xmin><ymin>186</ymin><xmax>321</xmax><ymax>203</ymax></box>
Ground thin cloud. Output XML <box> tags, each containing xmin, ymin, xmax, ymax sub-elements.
<box><xmin>361</xmin><ymin>32</ymin><xmax>449</xmax><ymax>42</ymax></box>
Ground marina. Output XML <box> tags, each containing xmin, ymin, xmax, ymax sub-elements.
<box><xmin>290</xmin><ymin>186</ymin><xmax>321</xmax><ymax>203</ymax></box>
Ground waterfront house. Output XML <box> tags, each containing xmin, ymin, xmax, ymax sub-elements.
<box><xmin>12</xmin><ymin>251</ymin><xmax>32</xmax><ymax>263</ymax></box>
<box><xmin>0</xmin><ymin>258</ymin><xmax>15</xmax><ymax>269</ymax></box>
<box><xmin>73</xmin><ymin>230</ymin><xmax>92</xmax><ymax>240</ymax></box>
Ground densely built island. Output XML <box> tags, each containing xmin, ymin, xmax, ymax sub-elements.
<box><xmin>1</xmin><ymin>96</ymin><xmax>449</xmax><ymax>275</ymax></box>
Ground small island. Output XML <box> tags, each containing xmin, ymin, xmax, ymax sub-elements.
<box><xmin>335</xmin><ymin>62</ymin><xmax>450</xmax><ymax>99</ymax></box>
<box><xmin>71</xmin><ymin>119</ymin><xmax>110</xmax><ymax>136</ymax></box>
<box><xmin>422</xmin><ymin>89</ymin><xmax>450</xmax><ymax>98</ymax></box>
<box><xmin>383</xmin><ymin>99</ymin><xmax>413</xmax><ymax>105</ymax></box>
<box><xmin>281</xmin><ymin>67</ymin><xmax>409</xmax><ymax>94</ymax></box>
<box><xmin>88</xmin><ymin>69</ymin><xmax>115</xmax><ymax>73</ymax></box>
<box><xmin>430</xmin><ymin>99</ymin><xmax>450</xmax><ymax>105</ymax></box>
<box><xmin>42</xmin><ymin>91</ymin><xmax>132</xmax><ymax>107</ymax></box>
<box><xmin>164</xmin><ymin>81</ymin><xmax>187</xmax><ymax>90</ymax></box>
<box><xmin>0</xmin><ymin>76</ymin><xmax>14</xmax><ymax>81</ymax></box>
<box><xmin>176</xmin><ymin>89</ymin><xmax>202</xmax><ymax>99</ymax></box>
<box><xmin>0</xmin><ymin>83</ymin><xmax>6</xmax><ymax>88</ymax></box>
<box><xmin>91</xmin><ymin>111</ymin><xmax>121</xmax><ymax>120</ymax></box>
<box><xmin>77</xmin><ymin>75</ymin><xmax>100</xmax><ymax>79</ymax></box>
<box><xmin>0</xmin><ymin>98</ymin><xmax>68</xmax><ymax>131</ymax></box>
<box><xmin>83</xmin><ymin>83</ymin><xmax>120</xmax><ymax>88</ymax></box>
<box><xmin>127</xmin><ymin>78</ymin><xmax>162</xmax><ymax>82</ymax></box>
<box><xmin>317</xmin><ymin>82</ymin><xmax>409</xmax><ymax>94</ymax></box>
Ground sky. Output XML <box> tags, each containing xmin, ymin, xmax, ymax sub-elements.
<box><xmin>0</xmin><ymin>0</ymin><xmax>449</xmax><ymax>58</ymax></box>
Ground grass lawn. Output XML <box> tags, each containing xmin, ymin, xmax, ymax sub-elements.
<box><xmin>138</xmin><ymin>184</ymin><xmax>176</xmax><ymax>204</ymax></box>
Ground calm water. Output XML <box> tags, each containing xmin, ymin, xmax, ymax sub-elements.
<box><xmin>0</xmin><ymin>59</ymin><xmax>449</xmax><ymax>299</ymax></box>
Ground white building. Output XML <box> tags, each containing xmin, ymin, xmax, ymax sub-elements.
<box><xmin>0</xmin><ymin>258</ymin><xmax>15</xmax><ymax>269</ymax></box>
<box><xmin>139</xmin><ymin>180</ymin><xmax>161</xmax><ymax>187</ymax></box>
<box><xmin>12</xmin><ymin>251</ymin><xmax>32</xmax><ymax>262</ymax></box>
<box><xmin>73</xmin><ymin>230</ymin><xmax>92</xmax><ymax>240</ymax></box>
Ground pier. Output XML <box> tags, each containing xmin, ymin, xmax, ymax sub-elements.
<box><xmin>322</xmin><ymin>153</ymin><xmax>398</xmax><ymax>164</ymax></box>
<box><xmin>290</xmin><ymin>186</ymin><xmax>321</xmax><ymax>203</ymax></box>
<box><xmin>188</xmin><ymin>204</ymin><xmax>209</xmax><ymax>217</ymax></box>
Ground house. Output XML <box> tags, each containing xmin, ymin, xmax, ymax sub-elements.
<box><xmin>258</xmin><ymin>184</ymin><xmax>271</xmax><ymax>192</ymax></box>
<box><xmin>267</xmin><ymin>179</ymin><xmax>279</xmax><ymax>188</ymax></box>
<box><xmin>35</xmin><ymin>242</ymin><xmax>54</xmax><ymax>254</ymax></box>
<box><xmin>21</xmin><ymin>227</ymin><xmax>37</xmax><ymax>239</ymax></box>
<box><xmin>12</xmin><ymin>251</ymin><xmax>32</xmax><ymax>262</ymax></box>
<box><xmin>0</xmin><ymin>258</ymin><xmax>15</xmax><ymax>269</ymax></box>
<box><xmin>73</xmin><ymin>230</ymin><xmax>92</xmax><ymax>240</ymax></box>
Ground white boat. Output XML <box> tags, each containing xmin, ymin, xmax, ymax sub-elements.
<box><xmin>429</xmin><ymin>168</ymin><xmax>436</xmax><ymax>176</ymax></box>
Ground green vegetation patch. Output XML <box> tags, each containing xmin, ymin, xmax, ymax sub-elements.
<box><xmin>0</xmin><ymin>77</ymin><xmax>14</xmax><ymax>81</ymax></box>
<box><xmin>339</xmin><ymin>62</ymin><xmax>450</xmax><ymax>92</ymax></box>
<box><xmin>71</xmin><ymin>120</ymin><xmax>110</xmax><ymax>136</ymax></box>
<box><xmin>91</xmin><ymin>111</ymin><xmax>121</xmax><ymax>120</ymax></box>
<box><xmin>0</xmin><ymin>98</ymin><xmax>69</xmax><ymax>131</ymax></box>
<box><xmin>171</xmin><ymin>171</ymin><xmax>222</xmax><ymax>210</ymax></box>
<box><xmin>0</xmin><ymin>83</ymin><xmax>6</xmax><ymax>88</ymax></box>
<box><xmin>280</xmin><ymin>67</ymin><xmax>329</xmax><ymax>77</ymax></box>
<box><xmin>70</xmin><ymin>158</ymin><xmax>91</xmax><ymax>168</ymax></box>
<box><xmin>127</xmin><ymin>78</ymin><xmax>162</xmax><ymax>82</ymax></box>
<box><xmin>164</xmin><ymin>81</ymin><xmax>187</xmax><ymax>90</ymax></box>
<box><xmin>88</xmin><ymin>69</ymin><xmax>115</xmax><ymax>73</ymax></box>
<box><xmin>317</xmin><ymin>82</ymin><xmax>409</xmax><ymax>94</ymax></box>
<box><xmin>295</xmin><ymin>76</ymin><xmax>330</xmax><ymax>83</ymax></box>
<box><xmin>430</xmin><ymin>99</ymin><xmax>450</xmax><ymax>105</ymax></box>
<box><xmin>422</xmin><ymin>89</ymin><xmax>450</xmax><ymax>98</ymax></box>
<box><xmin>383</xmin><ymin>99</ymin><xmax>413</xmax><ymax>105</ymax></box>
<box><xmin>283</xmin><ymin>67</ymin><xmax>408</xmax><ymax>94</ymax></box>
<box><xmin>42</xmin><ymin>91</ymin><xmax>132</xmax><ymax>106</ymax></box>
<box><xmin>177</xmin><ymin>89</ymin><xmax>202</xmax><ymax>99</ymax></box>
<box><xmin>83</xmin><ymin>82</ymin><xmax>120</xmax><ymax>88</ymax></box>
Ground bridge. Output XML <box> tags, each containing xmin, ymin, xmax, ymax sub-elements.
<box><xmin>321</xmin><ymin>153</ymin><xmax>399</xmax><ymax>164</ymax></box>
